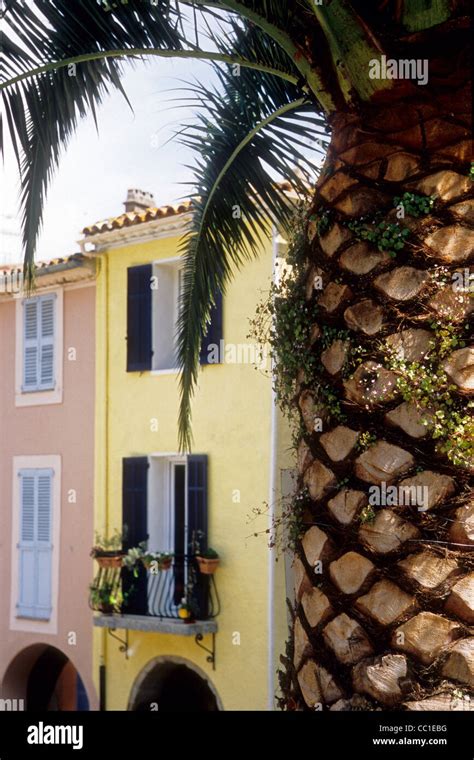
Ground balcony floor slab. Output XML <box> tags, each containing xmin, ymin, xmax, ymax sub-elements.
<box><xmin>93</xmin><ymin>613</ymin><xmax>217</xmax><ymax>636</ymax></box>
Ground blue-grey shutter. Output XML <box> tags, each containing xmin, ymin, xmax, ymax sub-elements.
<box><xmin>122</xmin><ymin>457</ymin><xmax>149</xmax><ymax>614</ymax></box>
<box><xmin>36</xmin><ymin>473</ymin><xmax>53</xmax><ymax>618</ymax></box>
<box><xmin>199</xmin><ymin>291</ymin><xmax>223</xmax><ymax>365</ymax></box>
<box><xmin>187</xmin><ymin>455</ymin><xmax>209</xmax><ymax>618</ymax></box>
<box><xmin>39</xmin><ymin>296</ymin><xmax>55</xmax><ymax>389</ymax></box>
<box><xmin>23</xmin><ymin>300</ymin><xmax>39</xmax><ymax>390</ymax></box>
<box><xmin>127</xmin><ymin>265</ymin><xmax>153</xmax><ymax>371</ymax></box>
<box><xmin>18</xmin><ymin>470</ymin><xmax>53</xmax><ymax>619</ymax></box>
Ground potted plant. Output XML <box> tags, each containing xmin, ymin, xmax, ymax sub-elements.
<box><xmin>122</xmin><ymin>543</ymin><xmax>147</xmax><ymax>576</ymax></box>
<box><xmin>139</xmin><ymin>549</ymin><xmax>173</xmax><ymax>572</ymax></box>
<box><xmin>90</xmin><ymin>530</ymin><xmax>125</xmax><ymax>569</ymax></box>
<box><xmin>196</xmin><ymin>547</ymin><xmax>220</xmax><ymax>575</ymax></box>
<box><xmin>177</xmin><ymin>597</ymin><xmax>196</xmax><ymax>624</ymax></box>
<box><xmin>156</xmin><ymin>551</ymin><xmax>173</xmax><ymax>571</ymax></box>
<box><xmin>89</xmin><ymin>581</ymin><xmax>122</xmax><ymax>614</ymax></box>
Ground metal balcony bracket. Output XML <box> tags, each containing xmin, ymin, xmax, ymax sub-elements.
<box><xmin>108</xmin><ymin>627</ymin><xmax>129</xmax><ymax>659</ymax></box>
<box><xmin>195</xmin><ymin>632</ymin><xmax>216</xmax><ymax>670</ymax></box>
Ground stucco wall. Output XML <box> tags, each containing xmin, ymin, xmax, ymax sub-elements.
<box><xmin>0</xmin><ymin>283</ymin><xmax>98</xmax><ymax>709</ymax></box>
<box><xmin>93</xmin><ymin>234</ymin><xmax>290</xmax><ymax>710</ymax></box>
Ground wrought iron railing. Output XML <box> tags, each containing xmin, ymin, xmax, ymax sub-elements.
<box><xmin>90</xmin><ymin>554</ymin><xmax>220</xmax><ymax>621</ymax></box>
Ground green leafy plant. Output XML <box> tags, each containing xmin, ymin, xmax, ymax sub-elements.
<box><xmin>359</xmin><ymin>505</ymin><xmax>376</xmax><ymax>524</ymax></box>
<box><xmin>393</xmin><ymin>192</ymin><xmax>434</xmax><ymax>217</ymax></box>
<box><xmin>384</xmin><ymin>322</ymin><xmax>473</xmax><ymax>468</ymax></box>
<box><xmin>198</xmin><ymin>547</ymin><xmax>219</xmax><ymax>560</ymax></box>
<box><xmin>357</xmin><ymin>431</ymin><xmax>377</xmax><ymax>452</ymax></box>
<box><xmin>320</xmin><ymin>325</ymin><xmax>349</xmax><ymax>350</ymax></box>
<box><xmin>89</xmin><ymin>581</ymin><xmax>123</xmax><ymax>613</ymax></box>
<box><xmin>249</xmin><ymin>206</ymin><xmax>319</xmax><ymax>415</ymax></box>
<box><xmin>346</xmin><ymin>217</ymin><xmax>410</xmax><ymax>255</ymax></box>
<box><xmin>314</xmin><ymin>208</ymin><xmax>332</xmax><ymax>236</ymax></box>
<box><xmin>122</xmin><ymin>541</ymin><xmax>147</xmax><ymax>574</ymax></box>
<box><xmin>90</xmin><ymin>529</ymin><xmax>124</xmax><ymax>556</ymax></box>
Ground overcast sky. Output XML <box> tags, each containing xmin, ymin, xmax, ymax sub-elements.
<box><xmin>1</xmin><ymin>57</ymin><xmax>218</xmax><ymax>265</ymax></box>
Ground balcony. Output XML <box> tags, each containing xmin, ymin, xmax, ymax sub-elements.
<box><xmin>90</xmin><ymin>554</ymin><xmax>219</xmax><ymax>639</ymax></box>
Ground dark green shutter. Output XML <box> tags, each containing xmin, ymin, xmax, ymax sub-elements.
<box><xmin>126</xmin><ymin>265</ymin><xmax>152</xmax><ymax>371</ymax></box>
<box><xmin>122</xmin><ymin>457</ymin><xmax>149</xmax><ymax>615</ymax></box>
<box><xmin>187</xmin><ymin>455</ymin><xmax>209</xmax><ymax>618</ymax></box>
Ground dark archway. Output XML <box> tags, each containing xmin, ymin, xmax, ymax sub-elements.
<box><xmin>130</xmin><ymin>659</ymin><xmax>220</xmax><ymax>712</ymax></box>
<box><xmin>2</xmin><ymin>644</ymin><xmax>89</xmax><ymax>711</ymax></box>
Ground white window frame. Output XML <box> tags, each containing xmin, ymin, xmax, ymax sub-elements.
<box><xmin>147</xmin><ymin>454</ymin><xmax>188</xmax><ymax>615</ymax></box>
<box><xmin>10</xmin><ymin>455</ymin><xmax>61</xmax><ymax>634</ymax></box>
<box><xmin>15</xmin><ymin>288</ymin><xmax>64</xmax><ymax>407</ymax></box>
<box><xmin>148</xmin><ymin>453</ymin><xmax>188</xmax><ymax>554</ymax></box>
<box><xmin>150</xmin><ymin>256</ymin><xmax>183</xmax><ymax>374</ymax></box>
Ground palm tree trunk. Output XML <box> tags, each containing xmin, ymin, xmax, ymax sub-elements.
<box><xmin>287</xmin><ymin>80</ymin><xmax>473</xmax><ymax>711</ymax></box>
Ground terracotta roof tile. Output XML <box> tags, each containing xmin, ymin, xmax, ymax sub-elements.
<box><xmin>82</xmin><ymin>200</ymin><xmax>193</xmax><ymax>237</ymax></box>
<box><xmin>1</xmin><ymin>252</ymin><xmax>86</xmax><ymax>276</ymax></box>
<box><xmin>81</xmin><ymin>181</ymin><xmax>294</xmax><ymax>238</ymax></box>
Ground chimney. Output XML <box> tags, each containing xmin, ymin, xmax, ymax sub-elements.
<box><xmin>124</xmin><ymin>188</ymin><xmax>156</xmax><ymax>213</ymax></box>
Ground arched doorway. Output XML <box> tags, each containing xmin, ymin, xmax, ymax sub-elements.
<box><xmin>2</xmin><ymin>644</ymin><xmax>89</xmax><ymax>711</ymax></box>
<box><xmin>129</xmin><ymin>656</ymin><xmax>221</xmax><ymax>712</ymax></box>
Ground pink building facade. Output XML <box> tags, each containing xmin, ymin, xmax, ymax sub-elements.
<box><xmin>0</xmin><ymin>255</ymin><xmax>98</xmax><ymax>710</ymax></box>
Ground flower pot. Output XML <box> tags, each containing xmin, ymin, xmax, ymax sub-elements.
<box><xmin>94</xmin><ymin>552</ymin><xmax>124</xmax><ymax>569</ymax></box>
<box><xmin>158</xmin><ymin>558</ymin><xmax>172</xmax><ymax>571</ymax></box>
<box><xmin>99</xmin><ymin>604</ymin><xmax>115</xmax><ymax>615</ymax></box>
<box><xmin>196</xmin><ymin>556</ymin><xmax>219</xmax><ymax>575</ymax></box>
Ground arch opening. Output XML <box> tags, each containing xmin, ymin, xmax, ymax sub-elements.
<box><xmin>2</xmin><ymin>644</ymin><xmax>89</xmax><ymax>711</ymax></box>
<box><xmin>129</xmin><ymin>657</ymin><xmax>221</xmax><ymax>712</ymax></box>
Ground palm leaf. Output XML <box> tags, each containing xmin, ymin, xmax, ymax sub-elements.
<box><xmin>1</xmin><ymin>0</ymin><xmax>185</xmax><ymax>275</ymax></box>
<box><xmin>176</xmin><ymin>24</ymin><xmax>329</xmax><ymax>450</ymax></box>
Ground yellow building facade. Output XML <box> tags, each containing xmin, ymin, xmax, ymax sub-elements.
<box><xmin>82</xmin><ymin>190</ymin><xmax>293</xmax><ymax>711</ymax></box>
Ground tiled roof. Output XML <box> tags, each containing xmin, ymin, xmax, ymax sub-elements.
<box><xmin>81</xmin><ymin>181</ymin><xmax>294</xmax><ymax>238</ymax></box>
<box><xmin>82</xmin><ymin>200</ymin><xmax>193</xmax><ymax>237</ymax></box>
<box><xmin>1</xmin><ymin>252</ymin><xmax>87</xmax><ymax>276</ymax></box>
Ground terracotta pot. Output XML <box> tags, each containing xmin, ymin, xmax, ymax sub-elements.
<box><xmin>196</xmin><ymin>556</ymin><xmax>220</xmax><ymax>575</ymax></box>
<box><xmin>99</xmin><ymin>604</ymin><xmax>115</xmax><ymax>615</ymax></box>
<box><xmin>158</xmin><ymin>558</ymin><xmax>172</xmax><ymax>571</ymax></box>
<box><xmin>94</xmin><ymin>552</ymin><xmax>124</xmax><ymax>569</ymax></box>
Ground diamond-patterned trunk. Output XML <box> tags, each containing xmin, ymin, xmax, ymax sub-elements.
<box><xmin>288</xmin><ymin>83</ymin><xmax>473</xmax><ymax>711</ymax></box>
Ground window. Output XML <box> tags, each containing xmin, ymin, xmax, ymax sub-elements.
<box><xmin>122</xmin><ymin>454</ymin><xmax>208</xmax><ymax>615</ymax></box>
<box><xmin>126</xmin><ymin>261</ymin><xmax>223</xmax><ymax>373</ymax></box>
<box><xmin>15</xmin><ymin>290</ymin><xmax>63</xmax><ymax>406</ymax></box>
<box><xmin>23</xmin><ymin>294</ymin><xmax>56</xmax><ymax>391</ymax></box>
<box><xmin>152</xmin><ymin>259</ymin><xmax>183</xmax><ymax>370</ymax></box>
<box><xmin>17</xmin><ymin>469</ymin><xmax>53</xmax><ymax>620</ymax></box>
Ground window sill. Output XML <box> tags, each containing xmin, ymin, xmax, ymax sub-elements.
<box><xmin>150</xmin><ymin>368</ymin><xmax>180</xmax><ymax>376</ymax></box>
<box><xmin>15</xmin><ymin>387</ymin><xmax>62</xmax><ymax>407</ymax></box>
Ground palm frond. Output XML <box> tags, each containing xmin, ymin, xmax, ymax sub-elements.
<box><xmin>176</xmin><ymin>24</ymin><xmax>329</xmax><ymax>450</ymax></box>
<box><xmin>1</xmin><ymin>0</ymin><xmax>184</xmax><ymax>275</ymax></box>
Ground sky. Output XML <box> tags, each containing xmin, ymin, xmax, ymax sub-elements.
<box><xmin>1</xmin><ymin>57</ymin><xmax>219</xmax><ymax>265</ymax></box>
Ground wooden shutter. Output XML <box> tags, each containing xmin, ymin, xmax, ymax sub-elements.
<box><xmin>22</xmin><ymin>295</ymin><xmax>55</xmax><ymax>391</ymax></box>
<box><xmin>18</xmin><ymin>470</ymin><xmax>53</xmax><ymax>620</ymax></box>
<box><xmin>126</xmin><ymin>265</ymin><xmax>153</xmax><ymax>372</ymax></box>
<box><xmin>199</xmin><ymin>291</ymin><xmax>223</xmax><ymax>365</ymax></box>
<box><xmin>39</xmin><ymin>296</ymin><xmax>55</xmax><ymax>389</ymax></box>
<box><xmin>23</xmin><ymin>300</ymin><xmax>39</xmax><ymax>390</ymax></box>
<box><xmin>122</xmin><ymin>457</ymin><xmax>149</xmax><ymax>614</ymax></box>
<box><xmin>187</xmin><ymin>455</ymin><xmax>209</xmax><ymax>617</ymax></box>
